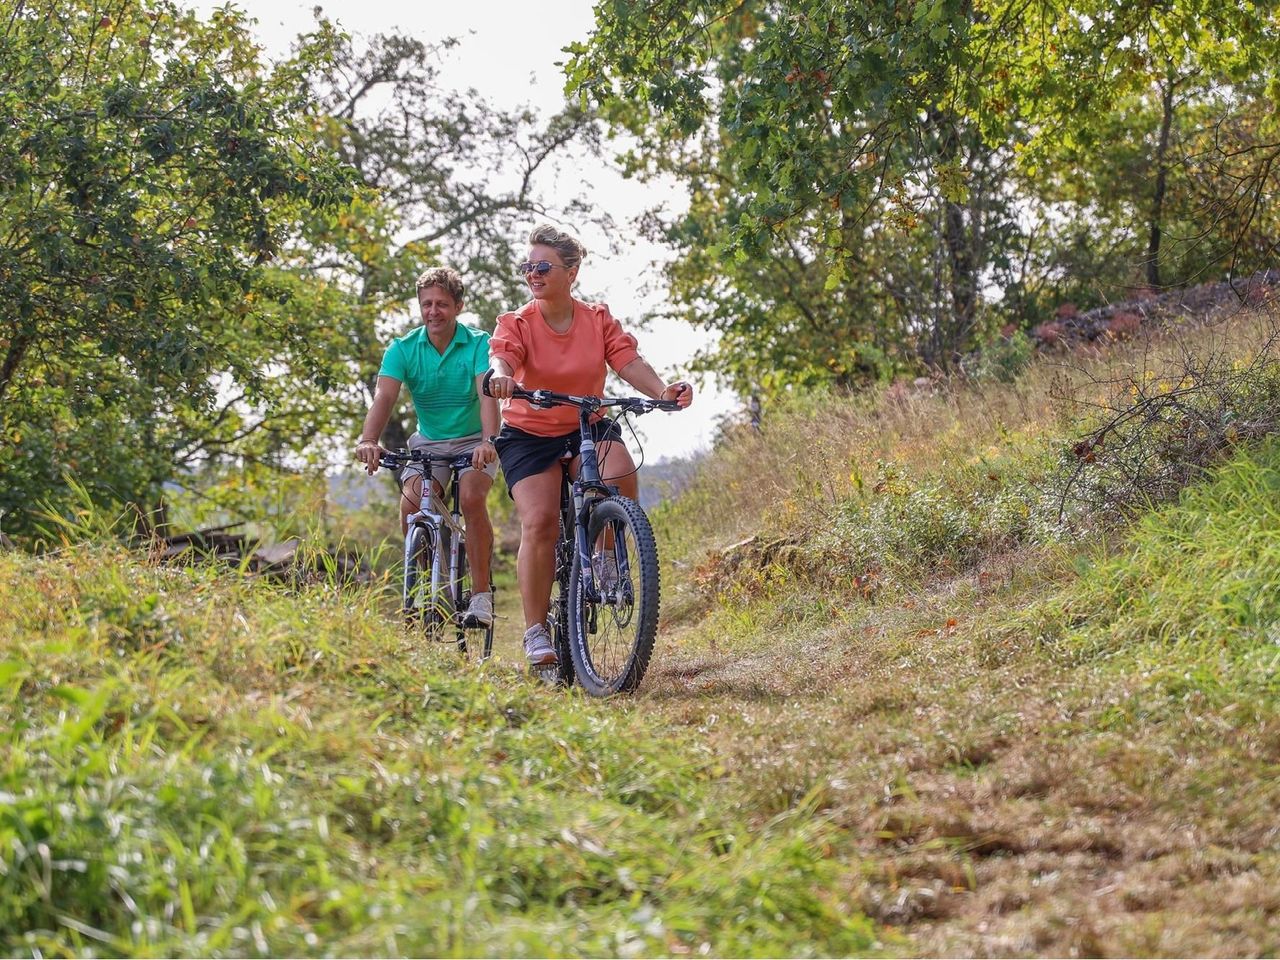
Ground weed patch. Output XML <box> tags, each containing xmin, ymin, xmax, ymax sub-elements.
<box><xmin>0</xmin><ymin>547</ymin><xmax>876</xmax><ymax>957</ymax></box>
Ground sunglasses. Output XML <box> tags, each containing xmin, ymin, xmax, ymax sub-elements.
<box><xmin>517</xmin><ymin>260</ymin><xmax>568</xmax><ymax>276</ymax></box>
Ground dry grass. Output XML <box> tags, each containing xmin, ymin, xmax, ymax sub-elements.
<box><xmin>631</xmin><ymin>542</ymin><xmax>1280</xmax><ymax>956</ymax></box>
<box><xmin>654</xmin><ymin>307</ymin><xmax>1280</xmax><ymax>597</ymax></box>
<box><xmin>625</xmin><ymin>304</ymin><xmax>1280</xmax><ymax>956</ymax></box>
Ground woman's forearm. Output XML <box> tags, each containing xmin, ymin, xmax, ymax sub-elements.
<box><xmin>617</xmin><ymin>358</ymin><xmax>668</xmax><ymax>399</ymax></box>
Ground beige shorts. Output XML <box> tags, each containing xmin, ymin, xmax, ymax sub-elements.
<box><xmin>402</xmin><ymin>432</ymin><xmax>498</xmax><ymax>495</ymax></box>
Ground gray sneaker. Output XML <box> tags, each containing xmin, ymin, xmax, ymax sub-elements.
<box><xmin>523</xmin><ymin>623</ymin><xmax>558</xmax><ymax>665</ymax></box>
<box><xmin>463</xmin><ymin>591</ymin><xmax>493</xmax><ymax>626</ymax></box>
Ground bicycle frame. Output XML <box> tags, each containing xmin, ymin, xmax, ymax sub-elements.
<box><xmin>567</xmin><ymin>404</ymin><xmax>630</xmax><ymax>606</ymax></box>
<box><xmin>406</xmin><ymin>472</ymin><xmax>467</xmax><ymax>622</ymax></box>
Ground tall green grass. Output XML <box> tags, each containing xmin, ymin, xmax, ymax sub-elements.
<box><xmin>1005</xmin><ymin>435</ymin><xmax>1280</xmax><ymax>706</ymax></box>
<box><xmin>0</xmin><ymin>545</ymin><xmax>875</xmax><ymax>956</ymax></box>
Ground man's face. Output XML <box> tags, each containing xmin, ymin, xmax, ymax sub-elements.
<box><xmin>418</xmin><ymin>285</ymin><xmax>461</xmax><ymax>334</ymax></box>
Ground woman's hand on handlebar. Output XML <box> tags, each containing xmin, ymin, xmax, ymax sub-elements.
<box><xmin>488</xmin><ymin>375</ymin><xmax>519</xmax><ymax>399</ymax></box>
<box><xmin>483</xmin><ymin>368</ymin><xmax>519</xmax><ymax>399</ymax></box>
<box><xmin>660</xmin><ymin>380</ymin><xmax>694</xmax><ymax>409</ymax></box>
<box><xmin>355</xmin><ymin>438</ymin><xmax>384</xmax><ymax>475</ymax></box>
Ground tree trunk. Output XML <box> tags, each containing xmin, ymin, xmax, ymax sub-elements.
<box><xmin>926</xmin><ymin>107</ymin><xmax>979</xmax><ymax>368</ymax></box>
<box><xmin>942</xmin><ymin>195</ymin><xmax>977</xmax><ymax>362</ymax></box>
<box><xmin>0</xmin><ymin>329</ymin><xmax>33</xmax><ymax>404</ymax></box>
<box><xmin>1146</xmin><ymin>78</ymin><xmax>1176</xmax><ymax>288</ymax></box>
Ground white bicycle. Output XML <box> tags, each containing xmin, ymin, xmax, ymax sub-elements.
<box><xmin>379</xmin><ymin>450</ymin><xmax>494</xmax><ymax>660</ymax></box>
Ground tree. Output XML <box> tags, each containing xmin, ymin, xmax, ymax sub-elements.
<box><xmin>570</xmin><ymin>0</ymin><xmax>1026</xmax><ymax>384</ymax></box>
<box><xmin>293</xmin><ymin>25</ymin><xmax>607</xmax><ymax>454</ymax></box>
<box><xmin>569</xmin><ymin>0</ymin><xmax>1280</xmax><ymax>392</ymax></box>
<box><xmin>0</xmin><ymin>0</ymin><xmax>355</xmax><ymax>536</ymax></box>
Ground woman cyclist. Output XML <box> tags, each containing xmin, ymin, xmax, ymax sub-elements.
<box><xmin>487</xmin><ymin>224</ymin><xmax>693</xmax><ymax>667</ymax></box>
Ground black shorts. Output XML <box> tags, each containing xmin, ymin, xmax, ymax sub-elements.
<box><xmin>495</xmin><ymin>420</ymin><xmax>625</xmax><ymax>495</ymax></box>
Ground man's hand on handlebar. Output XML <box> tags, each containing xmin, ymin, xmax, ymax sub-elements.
<box><xmin>356</xmin><ymin>438</ymin><xmax>384</xmax><ymax>475</ymax></box>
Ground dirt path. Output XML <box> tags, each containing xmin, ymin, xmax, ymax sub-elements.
<box><xmin>487</xmin><ymin>566</ymin><xmax>1280</xmax><ymax>956</ymax></box>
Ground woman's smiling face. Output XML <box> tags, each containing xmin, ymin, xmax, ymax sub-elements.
<box><xmin>524</xmin><ymin>243</ymin><xmax>577</xmax><ymax>300</ymax></box>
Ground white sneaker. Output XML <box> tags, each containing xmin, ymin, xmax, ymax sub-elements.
<box><xmin>463</xmin><ymin>591</ymin><xmax>493</xmax><ymax>626</ymax></box>
<box><xmin>523</xmin><ymin>623</ymin><xmax>558</xmax><ymax>666</ymax></box>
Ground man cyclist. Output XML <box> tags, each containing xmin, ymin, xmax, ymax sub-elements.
<box><xmin>356</xmin><ymin>267</ymin><xmax>499</xmax><ymax>626</ymax></box>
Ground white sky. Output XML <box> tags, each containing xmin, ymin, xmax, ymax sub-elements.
<box><xmin>186</xmin><ymin>0</ymin><xmax>738</xmax><ymax>458</ymax></box>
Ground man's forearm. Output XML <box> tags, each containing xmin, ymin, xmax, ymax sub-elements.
<box><xmin>480</xmin><ymin>395</ymin><xmax>501</xmax><ymax>439</ymax></box>
<box><xmin>360</xmin><ymin>387</ymin><xmax>398</xmax><ymax>442</ymax></box>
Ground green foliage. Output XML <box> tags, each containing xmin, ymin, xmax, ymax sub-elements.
<box><xmin>575</xmin><ymin>1</ymin><xmax>1017</xmax><ymax>386</ymax></box>
<box><xmin>0</xmin><ymin>1</ymin><xmax>356</xmax><ymax>535</ymax></box>
<box><xmin>1007</xmin><ymin>436</ymin><xmax>1280</xmax><ymax>704</ymax></box>
<box><xmin>0</xmin><ymin>546</ymin><xmax>875</xmax><ymax>955</ymax></box>
<box><xmin>814</xmin><ymin>449</ymin><xmax>1060</xmax><ymax>587</ymax></box>
<box><xmin>964</xmin><ymin>331</ymin><xmax>1033</xmax><ymax>384</ymax></box>
<box><xmin>572</xmin><ymin>0</ymin><xmax>1280</xmax><ymax>390</ymax></box>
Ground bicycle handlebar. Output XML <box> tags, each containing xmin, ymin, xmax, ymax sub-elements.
<box><xmin>377</xmin><ymin>450</ymin><xmax>473</xmax><ymax>471</ymax></box>
<box><xmin>481</xmin><ymin>369</ymin><xmax>682</xmax><ymax>414</ymax></box>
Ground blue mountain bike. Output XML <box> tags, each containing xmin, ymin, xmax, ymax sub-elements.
<box><xmin>486</xmin><ymin>374</ymin><xmax>680</xmax><ymax>695</ymax></box>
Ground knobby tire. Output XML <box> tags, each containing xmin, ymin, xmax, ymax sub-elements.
<box><xmin>403</xmin><ymin>525</ymin><xmax>428</xmax><ymax>622</ymax></box>
<box><xmin>545</xmin><ymin>515</ymin><xmax>576</xmax><ymax>687</ymax></box>
<box><xmin>455</xmin><ymin>534</ymin><xmax>495</xmax><ymax>660</ymax></box>
<box><xmin>568</xmin><ymin>495</ymin><xmax>660</xmax><ymax>697</ymax></box>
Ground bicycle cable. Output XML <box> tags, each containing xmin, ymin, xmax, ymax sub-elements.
<box><xmin>595</xmin><ymin>408</ymin><xmax>649</xmax><ymax>485</ymax></box>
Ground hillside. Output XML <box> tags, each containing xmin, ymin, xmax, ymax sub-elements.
<box><xmin>3</xmin><ymin>303</ymin><xmax>1280</xmax><ymax>956</ymax></box>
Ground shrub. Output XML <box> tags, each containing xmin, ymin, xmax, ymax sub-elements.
<box><xmin>1106</xmin><ymin>311</ymin><xmax>1142</xmax><ymax>340</ymax></box>
<box><xmin>1053</xmin><ymin>322</ymin><xmax>1280</xmax><ymax>523</ymax></box>
<box><xmin>966</xmin><ymin>330</ymin><xmax>1034</xmax><ymax>383</ymax></box>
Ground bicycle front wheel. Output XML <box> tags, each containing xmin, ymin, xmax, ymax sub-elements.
<box><xmin>402</xmin><ymin>525</ymin><xmax>429</xmax><ymax>622</ymax></box>
<box><xmin>568</xmin><ymin>495</ymin><xmax>660</xmax><ymax>696</ymax></box>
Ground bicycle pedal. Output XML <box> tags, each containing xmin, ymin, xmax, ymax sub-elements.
<box><xmin>531</xmin><ymin>663</ymin><xmax>560</xmax><ymax>683</ymax></box>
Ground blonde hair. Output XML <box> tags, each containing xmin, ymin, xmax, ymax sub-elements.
<box><xmin>529</xmin><ymin>223</ymin><xmax>587</xmax><ymax>269</ymax></box>
<box><xmin>415</xmin><ymin>266</ymin><xmax>464</xmax><ymax>303</ymax></box>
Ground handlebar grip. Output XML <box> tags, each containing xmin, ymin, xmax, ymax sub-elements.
<box><xmin>482</xmin><ymin>368</ymin><xmax>495</xmax><ymax>397</ymax></box>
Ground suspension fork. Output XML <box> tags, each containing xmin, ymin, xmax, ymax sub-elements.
<box><xmin>573</xmin><ymin>411</ymin><xmax>615</xmax><ymax>603</ymax></box>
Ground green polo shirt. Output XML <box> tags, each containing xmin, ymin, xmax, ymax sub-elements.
<box><xmin>378</xmin><ymin>322</ymin><xmax>491</xmax><ymax>440</ymax></box>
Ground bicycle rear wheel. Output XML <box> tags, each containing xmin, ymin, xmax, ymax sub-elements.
<box><xmin>547</xmin><ymin>560</ymin><xmax>575</xmax><ymax>686</ymax></box>
<box><xmin>568</xmin><ymin>495</ymin><xmax>660</xmax><ymax>696</ymax></box>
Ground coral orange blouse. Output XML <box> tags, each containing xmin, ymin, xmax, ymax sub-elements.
<box><xmin>489</xmin><ymin>298</ymin><xmax>642</xmax><ymax>436</ymax></box>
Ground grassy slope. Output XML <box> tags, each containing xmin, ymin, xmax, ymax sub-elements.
<box><xmin>638</xmin><ymin>309</ymin><xmax>1280</xmax><ymax>956</ymax></box>
<box><xmin>4</xmin><ymin>308</ymin><xmax>1280</xmax><ymax>956</ymax></box>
